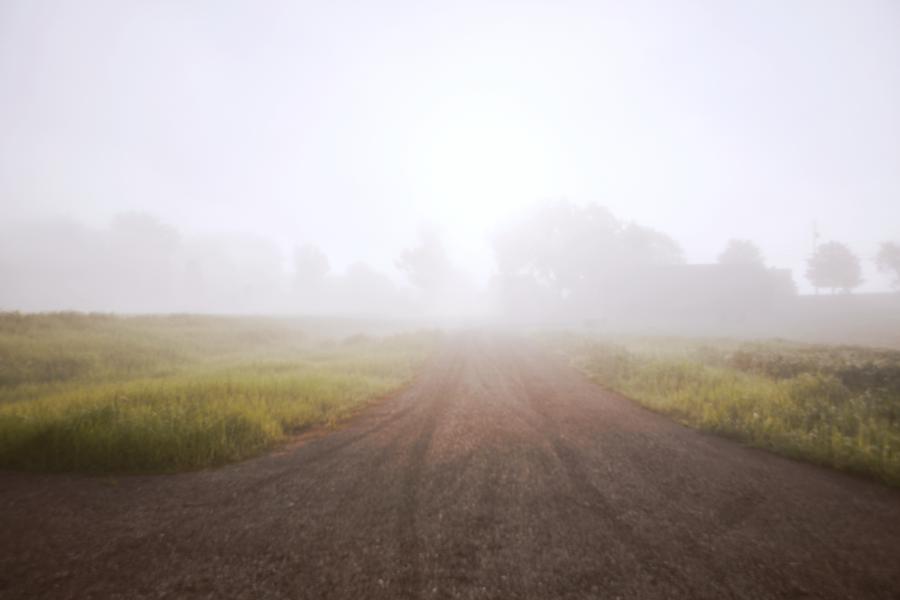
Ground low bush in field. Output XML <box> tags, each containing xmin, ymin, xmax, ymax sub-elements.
<box><xmin>0</xmin><ymin>313</ymin><xmax>436</xmax><ymax>472</ymax></box>
<box><xmin>552</xmin><ymin>335</ymin><xmax>900</xmax><ymax>486</ymax></box>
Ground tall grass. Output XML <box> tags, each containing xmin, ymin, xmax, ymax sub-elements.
<box><xmin>549</xmin><ymin>334</ymin><xmax>900</xmax><ymax>486</ymax></box>
<box><xmin>0</xmin><ymin>313</ymin><xmax>437</xmax><ymax>472</ymax></box>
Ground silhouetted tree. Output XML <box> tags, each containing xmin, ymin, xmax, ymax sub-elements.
<box><xmin>396</xmin><ymin>231</ymin><xmax>453</xmax><ymax>293</ymax></box>
<box><xmin>621</xmin><ymin>223</ymin><xmax>685</xmax><ymax>267</ymax></box>
<box><xmin>806</xmin><ymin>241</ymin><xmax>862</xmax><ymax>294</ymax></box>
<box><xmin>718</xmin><ymin>239</ymin><xmax>764</xmax><ymax>267</ymax></box>
<box><xmin>876</xmin><ymin>242</ymin><xmax>900</xmax><ymax>289</ymax></box>
<box><xmin>493</xmin><ymin>200</ymin><xmax>683</xmax><ymax>313</ymax></box>
<box><xmin>397</xmin><ymin>231</ymin><xmax>484</xmax><ymax>315</ymax></box>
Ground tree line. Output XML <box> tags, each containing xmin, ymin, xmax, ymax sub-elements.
<box><xmin>1</xmin><ymin>203</ymin><xmax>898</xmax><ymax>316</ymax></box>
<box><xmin>483</xmin><ymin>201</ymin><xmax>900</xmax><ymax>309</ymax></box>
<box><xmin>720</xmin><ymin>237</ymin><xmax>900</xmax><ymax>294</ymax></box>
<box><xmin>805</xmin><ymin>240</ymin><xmax>900</xmax><ymax>294</ymax></box>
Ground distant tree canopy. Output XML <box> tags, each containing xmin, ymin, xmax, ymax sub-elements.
<box><xmin>396</xmin><ymin>231</ymin><xmax>454</xmax><ymax>293</ymax></box>
<box><xmin>718</xmin><ymin>239</ymin><xmax>764</xmax><ymax>267</ymax></box>
<box><xmin>293</xmin><ymin>244</ymin><xmax>330</xmax><ymax>285</ymax></box>
<box><xmin>493</xmin><ymin>200</ymin><xmax>683</xmax><ymax>311</ymax></box>
<box><xmin>806</xmin><ymin>241</ymin><xmax>862</xmax><ymax>293</ymax></box>
<box><xmin>876</xmin><ymin>242</ymin><xmax>900</xmax><ymax>289</ymax></box>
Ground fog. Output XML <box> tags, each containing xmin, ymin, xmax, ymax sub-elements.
<box><xmin>2</xmin><ymin>1</ymin><xmax>899</xmax><ymax>327</ymax></box>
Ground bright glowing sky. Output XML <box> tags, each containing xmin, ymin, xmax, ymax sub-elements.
<box><xmin>2</xmin><ymin>0</ymin><xmax>899</xmax><ymax>291</ymax></box>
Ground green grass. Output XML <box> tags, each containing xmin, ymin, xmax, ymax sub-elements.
<box><xmin>0</xmin><ymin>313</ymin><xmax>437</xmax><ymax>472</ymax></box>
<box><xmin>547</xmin><ymin>333</ymin><xmax>900</xmax><ymax>486</ymax></box>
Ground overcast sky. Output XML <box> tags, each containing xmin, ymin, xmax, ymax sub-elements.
<box><xmin>2</xmin><ymin>0</ymin><xmax>898</xmax><ymax>292</ymax></box>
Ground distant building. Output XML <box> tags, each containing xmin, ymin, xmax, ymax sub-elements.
<box><xmin>597</xmin><ymin>264</ymin><xmax>796</xmax><ymax>335</ymax></box>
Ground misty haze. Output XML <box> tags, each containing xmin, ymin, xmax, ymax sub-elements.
<box><xmin>1</xmin><ymin>2</ymin><xmax>899</xmax><ymax>599</ymax></box>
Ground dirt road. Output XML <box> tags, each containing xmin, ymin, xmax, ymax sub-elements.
<box><xmin>2</xmin><ymin>334</ymin><xmax>899</xmax><ymax>599</ymax></box>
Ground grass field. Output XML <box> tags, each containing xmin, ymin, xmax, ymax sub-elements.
<box><xmin>548</xmin><ymin>333</ymin><xmax>900</xmax><ymax>486</ymax></box>
<box><xmin>0</xmin><ymin>313</ymin><xmax>437</xmax><ymax>473</ymax></box>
